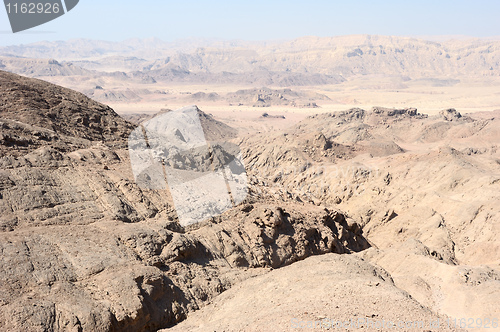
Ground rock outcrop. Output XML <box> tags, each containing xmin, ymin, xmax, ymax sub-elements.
<box><xmin>440</xmin><ymin>108</ymin><xmax>462</xmax><ymax>121</ymax></box>
<box><xmin>0</xmin><ymin>70</ymin><xmax>134</xmax><ymax>156</ymax></box>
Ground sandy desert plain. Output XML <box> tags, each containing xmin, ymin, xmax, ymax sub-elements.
<box><xmin>107</xmin><ymin>77</ymin><xmax>500</xmax><ymax>126</ymax></box>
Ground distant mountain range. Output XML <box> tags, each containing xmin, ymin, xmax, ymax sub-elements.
<box><xmin>0</xmin><ymin>35</ymin><xmax>498</xmax><ymax>93</ymax></box>
<box><xmin>0</xmin><ymin>37</ymin><xmax>270</xmax><ymax>61</ymax></box>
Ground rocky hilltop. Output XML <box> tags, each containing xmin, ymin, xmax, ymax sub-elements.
<box><xmin>0</xmin><ymin>70</ymin><xmax>134</xmax><ymax>155</ymax></box>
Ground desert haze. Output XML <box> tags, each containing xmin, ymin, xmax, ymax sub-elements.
<box><xmin>0</xmin><ymin>35</ymin><xmax>499</xmax><ymax>331</ymax></box>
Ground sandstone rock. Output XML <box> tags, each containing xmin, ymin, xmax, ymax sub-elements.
<box><xmin>0</xmin><ymin>201</ymin><xmax>368</xmax><ymax>331</ymax></box>
<box><xmin>440</xmin><ymin>108</ymin><xmax>462</xmax><ymax>121</ymax></box>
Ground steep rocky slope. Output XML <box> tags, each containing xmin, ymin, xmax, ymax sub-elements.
<box><xmin>0</xmin><ymin>70</ymin><xmax>134</xmax><ymax>154</ymax></box>
<box><xmin>0</xmin><ymin>202</ymin><xmax>369</xmax><ymax>331</ymax></box>
<box><xmin>0</xmin><ymin>70</ymin><xmax>165</xmax><ymax>229</ymax></box>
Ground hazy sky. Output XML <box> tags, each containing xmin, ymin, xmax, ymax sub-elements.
<box><xmin>1</xmin><ymin>0</ymin><xmax>499</xmax><ymax>46</ymax></box>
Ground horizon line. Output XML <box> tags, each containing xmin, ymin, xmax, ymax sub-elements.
<box><xmin>1</xmin><ymin>33</ymin><xmax>500</xmax><ymax>47</ymax></box>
